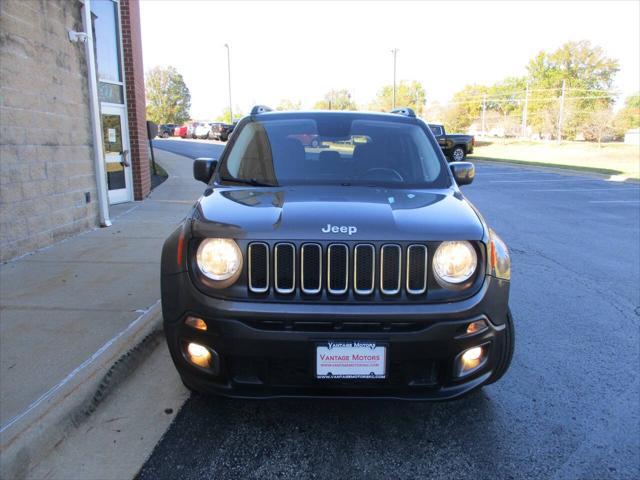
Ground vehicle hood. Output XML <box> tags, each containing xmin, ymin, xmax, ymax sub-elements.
<box><xmin>192</xmin><ymin>186</ymin><xmax>484</xmax><ymax>241</ymax></box>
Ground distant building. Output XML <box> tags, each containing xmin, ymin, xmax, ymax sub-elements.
<box><xmin>1</xmin><ymin>0</ymin><xmax>149</xmax><ymax>261</ymax></box>
<box><xmin>624</xmin><ymin>128</ymin><xmax>640</xmax><ymax>145</ymax></box>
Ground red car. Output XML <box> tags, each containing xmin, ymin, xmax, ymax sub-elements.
<box><xmin>289</xmin><ymin>133</ymin><xmax>320</xmax><ymax>147</ymax></box>
<box><xmin>174</xmin><ymin>125</ymin><xmax>188</xmax><ymax>138</ymax></box>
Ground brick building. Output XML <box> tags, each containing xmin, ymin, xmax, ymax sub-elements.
<box><xmin>0</xmin><ymin>0</ymin><xmax>150</xmax><ymax>261</ymax></box>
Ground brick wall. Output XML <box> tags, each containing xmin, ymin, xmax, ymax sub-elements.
<box><xmin>120</xmin><ymin>0</ymin><xmax>150</xmax><ymax>201</ymax></box>
<box><xmin>0</xmin><ymin>0</ymin><xmax>98</xmax><ymax>261</ymax></box>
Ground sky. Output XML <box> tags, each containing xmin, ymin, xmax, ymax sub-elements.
<box><xmin>139</xmin><ymin>0</ymin><xmax>640</xmax><ymax>120</ymax></box>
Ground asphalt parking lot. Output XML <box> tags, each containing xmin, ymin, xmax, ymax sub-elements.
<box><xmin>142</xmin><ymin>140</ymin><xmax>639</xmax><ymax>479</ymax></box>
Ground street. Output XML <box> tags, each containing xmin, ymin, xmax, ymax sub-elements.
<box><xmin>140</xmin><ymin>140</ymin><xmax>639</xmax><ymax>479</ymax></box>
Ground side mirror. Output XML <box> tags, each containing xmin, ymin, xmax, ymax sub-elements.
<box><xmin>193</xmin><ymin>157</ymin><xmax>218</xmax><ymax>184</ymax></box>
<box><xmin>450</xmin><ymin>161</ymin><xmax>475</xmax><ymax>186</ymax></box>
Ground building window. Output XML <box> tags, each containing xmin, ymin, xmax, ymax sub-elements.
<box><xmin>91</xmin><ymin>0</ymin><xmax>124</xmax><ymax>103</ymax></box>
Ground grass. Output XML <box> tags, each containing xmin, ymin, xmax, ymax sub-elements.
<box><xmin>469</xmin><ymin>139</ymin><xmax>640</xmax><ymax>179</ymax></box>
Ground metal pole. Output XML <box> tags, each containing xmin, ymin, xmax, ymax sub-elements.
<box><xmin>224</xmin><ymin>44</ymin><xmax>232</xmax><ymax>123</ymax></box>
<box><xmin>81</xmin><ymin>0</ymin><xmax>111</xmax><ymax>227</ymax></box>
<box><xmin>557</xmin><ymin>79</ymin><xmax>566</xmax><ymax>143</ymax></box>
<box><xmin>521</xmin><ymin>84</ymin><xmax>529</xmax><ymax>138</ymax></box>
<box><xmin>391</xmin><ymin>48</ymin><xmax>398</xmax><ymax>109</ymax></box>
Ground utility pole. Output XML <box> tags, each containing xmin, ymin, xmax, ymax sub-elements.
<box><xmin>224</xmin><ymin>43</ymin><xmax>232</xmax><ymax>123</ymax></box>
<box><xmin>391</xmin><ymin>48</ymin><xmax>398</xmax><ymax>109</ymax></box>
<box><xmin>521</xmin><ymin>84</ymin><xmax>529</xmax><ymax>138</ymax></box>
<box><xmin>557</xmin><ymin>79</ymin><xmax>566</xmax><ymax>143</ymax></box>
<box><xmin>481</xmin><ymin>94</ymin><xmax>487</xmax><ymax>136</ymax></box>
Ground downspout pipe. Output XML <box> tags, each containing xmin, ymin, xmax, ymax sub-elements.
<box><xmin>81</xmin><ymin>0</ymin><xmax>112</xmax><ymax>227</ymax></box>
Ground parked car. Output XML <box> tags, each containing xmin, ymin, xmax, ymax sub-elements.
<box><xmin>174</xmin><ymin>125</ymin><xmax>188</xmax><ymax>138</ymax></box>
<box><xmin>429</xmin><ymin>123</ymin><xmax>474</xmax><ymax>161</ymax></box>
<box><xmin>161</xmin><ymin>106</ymin><xmax>514</xmax><ymax>400</ymax></box>
<box><xmin>158</xmin><ymin>123</ymin><xmax>177</xmax><ymax>138</ymax></box>
<box><xmin>194</xmin><ymin>123</ymin><xmax>212</xmax><ymax>139</ymax></box>
<box><xmin>210</xmin><ymin>122</ymin><xmax>236</xmax><ymax>141</ymax></box>
<box><xmin>290</xmin><ymin>133</ymin><xmax>320</xmax><ymax>147</ymax></box>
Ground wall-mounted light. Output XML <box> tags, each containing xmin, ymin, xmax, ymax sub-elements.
<box><xmin>68</xmin><ymin>30</ymin><xmax>88</xmax><ymax>43</ymax></box>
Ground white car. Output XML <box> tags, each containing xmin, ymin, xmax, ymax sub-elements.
<box><xmin>194</xmin><ymin>123</ymin><xmax>211</xmax><ymax>139</ymax></box>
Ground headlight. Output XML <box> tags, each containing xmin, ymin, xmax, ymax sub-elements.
<box><xmin>433</xmin><ymin>241</ymin><xmax>478</xmax><ymax>286</ymax></box>
<box><xmin>196</xmin><ymin>238</ymin><xmax>242</xmax><ymax>283</ymax></box>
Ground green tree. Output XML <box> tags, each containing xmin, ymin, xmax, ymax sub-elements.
<box><xmin>615</xmin><ymin>93</ymin><xmax>640</xmax><ymax>133</ymax></box>
<box><xmin>526</xmin><ymin>40</ymin><xmax>619</xmax><ymax>138</ymax></box>
<box><xmin>369</xmin><ymin>81</ymin><xmax>426</xmax><ymax>116</ymax></box>
<box><xmin>276</xmin><ymin>99</ymin><xmax>302</xmax><ymax>111</ymax></box>
<box><xmin>440</xmin><ymin>84</ymin><xmax>488</xmax><ymax>133</ymax></box>
<box><xmin>145</xmin><ymin>66</ymin><xmax>191</xmax><ymax>124</ymax></box>
<box><xmin>313</xmin><ymin>89</ymin><xmax>357</xmax><ymax>110</ymax></box>
<box><xmin>215</xmin><ymin>107</ymin><xmax>245</xmax><ymax>123</ymax></box>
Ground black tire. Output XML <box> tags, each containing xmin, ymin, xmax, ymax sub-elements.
<box><xmin>451</xmin><ymin>146</ymin><xmax>466</xmax><ymax>162</ymax></box>
<box><xmin>221</xmin><ymin>134</ymin><xmax>228</xmax><ymax>142</ymax></box>
<box><xmin>161</xmin><ymin>132</ymin><xmax>169</xmax><ymax>139</ymax></box>
<box><xmin>486</xmin><ymin>308</ymin><xmax>515</xmax><ymax>384</ymax></box>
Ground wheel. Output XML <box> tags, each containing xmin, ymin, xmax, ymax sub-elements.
<box><xmin>451</xmin><ymin>146</ymin><xmax>466</xmax><ymax>162</ymax></box>
<box><xmin>161</xmin><ymin>132</ymin><xmax>169</xmax><ymax>139</ymax></box>
<box><xmin>311</xmin><ymin>138</ymin><xmax>319</xmax><ymax>148</ymax></box>
<box><xmin>221</xmin><ymin>134</ymin><xmax>228</xmax><ymax>142</ymax></box>
<box><xmin>486</xmin><ymin>308</ymin><xmax>515</xmax><ymax>384</ymax></box>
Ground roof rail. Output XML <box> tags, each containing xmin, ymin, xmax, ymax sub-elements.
<box><xmin>250</xmin><ymin>105</ymin><xmax>273</xmax><ymax>115</ymax></box>
<box><xmin>390</xmin><ymin>107</ymin><xmax>416</xmax><ymax>118</ymax></box>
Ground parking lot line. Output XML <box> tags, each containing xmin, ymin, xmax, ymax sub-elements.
<box><xmin>588</xmin><ymin>200</ymin><xmax>640</xmax><ymax>204</ymax></box>
<box><xmin>531</xmin><ymin>187</ymin><xmax>640</xmax><ymax>192</ymax></box>
<box><xmin>489</xmin><ymin>178</ymin><xmax>605</xmax><ymax>183</ymax></box>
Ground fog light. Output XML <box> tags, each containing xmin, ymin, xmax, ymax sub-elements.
<box><xmin>455</xmin><ymin>345</ymin><xmax>488</xmax><ymax>377</ymax></box>
<box><xmin>185</xmin><ymin>316</ymin><xmax>207</xmax><ymax>331</ymax></box>
<box><xmin>186</xmin><ymin>342</ymin><xmax>211</xmax><ymax>368</ymax></box>
<box><xmin>466</xmin><ymin>319</ymin><xmax>487</xmax><ymax>335</ymax></box>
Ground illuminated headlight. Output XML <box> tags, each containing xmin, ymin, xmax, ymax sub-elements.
<box><xmin>433</xmin><ymin>241</ymin><xmax>478</xmax><ymax>286</ymax></box>
<box><xmin>196</xmin><ymin>238</ymin><xmax>242</xmax><ymax>284</ymax></box>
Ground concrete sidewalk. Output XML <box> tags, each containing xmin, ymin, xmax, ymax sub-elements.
<box><xmin>0</xmin><ymin>149</ymin><xmax>203</xmax><ymax>477</ymax></box>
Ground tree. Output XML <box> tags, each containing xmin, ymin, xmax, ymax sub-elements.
<box><xmin>276</xmin><ymin>99</ymin><xmax>302</xmax><ymax>111</ymax></box>
<box><xmin>215</xmin><ymin>107</ymin><xmax>244</xmax><ymax>123</ymax></box>
<box><xmin>145</xmin><ymin>66</ymin><xmax>191</xmax><ymax>124</ymax></box>
<box><xmin>439</xmin><ymin>84</ymin><xmax>488</xmax><ymax>133</ymax></box>
<box><xmin>583</xmin><ymin>107</ymin><xmax>616</xmax><ymax>146</ymax></box>
<box><xmin>526</xmin><ymin>40</ymin><xmax>619</xmax><ymax>138</ymax></box>
<box><xmin>313</xmin><ymin>89</ymin><xmax>357</xmax><ymax>110</ymax></box>
<box><xmin>369</xmin><ymin>81</ymin><xmax>426</xmax><ymax>116</ymax></box>
<box><xmin>615</xmin><ymin>93</ymin><xmax>640</xmax><ymax>133</ymax></box>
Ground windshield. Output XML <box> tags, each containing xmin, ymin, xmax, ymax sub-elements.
<box><xmin>219</xmin><ymin>115</ymin><xmax>449</xmax><ymax>188</ymax></box>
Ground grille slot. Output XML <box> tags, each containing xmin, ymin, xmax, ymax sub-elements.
<box><xmin>248</xmin><ymin>242</ymin><xmax>269</xmax><ymax>293</ymax></box>
<box><xmin>354</xmin><ymin>244</ymin><xmax>375</xmax><ymax>295</ymax></box>
<box><xmin>247</xmin><ymin>242</ymin><xmax>429</xmax><ymax>298</ymax></box>
<box><xmin>301</xmin><ymin>243</ymin><xmax>322</xmax><ymax>294</ymax></box>
<box><xmin>380</xmin><ymin>244</ymin><xmax>401</xmax><ymax>295</ymax></box>
<box><xmin>327</xmin><ymin>244</ymin><xmax>349</xmax><ymax>295</ymax></box>
<box><xmin>274</xmin><ymin>243</ymin><xmax>295</xmax><ymax>294</ymax></box>
<box><xmin>406</xmin><ymin>245</ymin><xmax>428</xmax><ymax>294</ymax></box>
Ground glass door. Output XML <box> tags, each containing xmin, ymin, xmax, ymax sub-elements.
<box><xmin>101</xmin><ymin>105</ymin><xmax>132</xmax><ymax>204</ymax></box>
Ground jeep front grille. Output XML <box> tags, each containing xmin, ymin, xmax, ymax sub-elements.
<box><xmin>247</xmin><ymin>242</ymin><xmax>429</xmax><ymax>297</ymax></box>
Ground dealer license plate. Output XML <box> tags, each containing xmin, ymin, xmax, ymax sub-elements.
<box><xmin>316</xmin><ymin>341</ymin><xmax>386</xmax><ymax>379</ymax></box>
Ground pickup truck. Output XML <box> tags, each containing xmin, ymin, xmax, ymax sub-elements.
<box><xmin>210</xmin><ymin>122</ymin><xmax>237</xmax><ymax>141</ymax></box>
<box><xmin>428</xmin><ymin>124</ymin><xmax>474</xmax><ymax>162</ymax></box>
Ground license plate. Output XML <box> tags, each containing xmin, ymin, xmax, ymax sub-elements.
<box><xmin>316</xmin><ymin>341</ymin><xmax>386</xmax><ymax>379</ymax></box>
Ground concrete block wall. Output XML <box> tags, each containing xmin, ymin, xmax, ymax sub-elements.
<box><xmin>0</xmin><ymin>0</ymin><xmax>98</xmax><ymax>261</ymax></box>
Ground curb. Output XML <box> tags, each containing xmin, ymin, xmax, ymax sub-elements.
<box><xmin>0</xmin><ymin>301</ymin><xmax>164</xmax><ymax>480</ymax></box>
<box><xmin>471</xmin><ymin>157</ymin><xmax>640</xmax><ymax>184</ymax></box>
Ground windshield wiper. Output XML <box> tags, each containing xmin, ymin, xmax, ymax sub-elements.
<box><xmin>219</xmin><ymin>175</ymin><xmax>277</xmax><ymax>187</ymax></box>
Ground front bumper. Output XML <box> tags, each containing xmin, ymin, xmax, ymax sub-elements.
<box><xmin>162</xmin><ymin>273</ymin><xmax>510</xmax><ymax>400</ymax></box>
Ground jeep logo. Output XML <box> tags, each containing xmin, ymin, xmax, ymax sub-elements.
<box><xmin>321</xmin><ymin>224</ymin><xmax>357</xmax><ymax>235</ymax></box>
